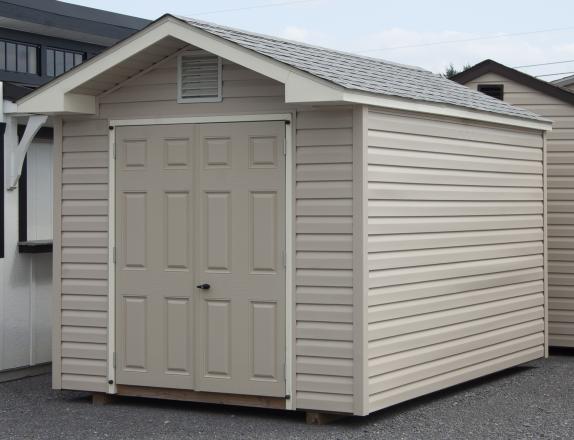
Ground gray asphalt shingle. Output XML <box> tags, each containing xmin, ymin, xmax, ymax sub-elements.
<box><xmin>182</xmin><ymin>17</ymin><xmax>544</xmax><ymax>122</ymax></box>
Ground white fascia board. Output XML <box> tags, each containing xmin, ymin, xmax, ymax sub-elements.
<box><xmin>342</xmin><ymin>91</ymin><xmax>553</xmax><ymax>131</ymax></box>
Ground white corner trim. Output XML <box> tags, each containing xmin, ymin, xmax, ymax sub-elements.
<box><xmin>5</xmin><ymin>114</ymin><xmax>48</xmax><ymax>190</ymax></box>
<box><xmin>342</xmin><ymin>91</ymin><xmax>553</xmax><ymax>131</ymax></box>
<box><xmin>107</xmin><ymin>126</ymin><xmax>117</xmax><ymax>395</ymax></box>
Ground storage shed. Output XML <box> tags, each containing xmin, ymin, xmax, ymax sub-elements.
<box><xmin>453</xmin><ymin>60</ymin><xmax>574</xmax><ymax>348</ymax></box>
<box><xmin>8</xmin><ymin>16</ymin><xmax>552</xmax><ymax>417</ymax></box>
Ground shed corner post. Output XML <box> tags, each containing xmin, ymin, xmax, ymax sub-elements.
<box><xmin>52</xmin><ymin>116</ymin><xmax>63</xmax><ymax>390</ymax></box>
<box><xmin>352</xmin><ymin>104</ymin><xmax>370</xmax><ymax>416</ymax></box>
<box><xmin>542</xmin><ymin>129</ymin><xmax>549</xmax><ymax>358</ymax></box>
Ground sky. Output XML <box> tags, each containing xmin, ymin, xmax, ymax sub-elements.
<box><xmin>68</xmin><ymin>0</ymin><xmax>574</xmax><ymax>80</ymax></box>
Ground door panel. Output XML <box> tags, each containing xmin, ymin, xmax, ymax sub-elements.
<box><xmin>115</xmin><ymin>122</ymin><xmax>286</xmax><ymax>397</ymax></box>
<box><xmin>195</xmin><ymin>122</ymin><xmax>286</xmax><ymax>397</ymax></box>
<box><xmin>115</xmin><ymin>125</ymin><xmax>195</xmax><ymax>389</ymax></box>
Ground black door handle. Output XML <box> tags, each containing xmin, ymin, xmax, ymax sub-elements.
<box><xmin>196</xmin><ymin>283</ymin><xmax>211</xmax><ymax>290</ymax></box>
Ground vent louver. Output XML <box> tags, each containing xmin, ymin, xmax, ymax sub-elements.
<box><xmin>178</xmin><ymin>51</ymin><xmax>222</xmax><ymax>102</ymax></box>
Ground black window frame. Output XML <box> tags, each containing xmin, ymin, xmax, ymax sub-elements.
<box><xmin>0</xmin><ymin>38</ymin><xmax>40</xmax><ymax>75</ymax></box>
<box><xmin>0</xmin><ymin>122</ymin><xmax>5</xmax><ymax>259</ymax></box>
<box><xmin>477</xmin><ymin>84</ymin><xmax>504</xmax><ymax>101</ymax></box>
<box><xmin>46</xmin><ymin>46</ymin><xmax>86</xmax><ymax>77</ymax></box>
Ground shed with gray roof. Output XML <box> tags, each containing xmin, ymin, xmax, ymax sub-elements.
<box><xmin>7</xmin><ymin>14</ymin><xmax>552</xmax><ymax>420</ymax></box>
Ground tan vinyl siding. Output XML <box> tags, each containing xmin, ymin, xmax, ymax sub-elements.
<box><xmin>59</xmin><ymin>118</ymin><xmax>110</xmax><ymax>393</ymax></box>
<box><xmin>467</xmin><ymin>73</ymin><xmax>574</xmax><ymax>347</ymax></box>
<box><xmin>55</xmin><ymin>58</ymin><xmax>358</xmax><ymax>412</ymax></box>
<box><xmin>366</xmin><ymin>109</ymin><xmax>545</xmax><ymax>413</ymax></box>
<box><xmin>295</xmin><ymin>110</ymin><xmax>355</xmax><ymax>413</ymax></box>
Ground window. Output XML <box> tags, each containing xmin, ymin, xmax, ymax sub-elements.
<box><xmin>178</xmin><ymin>50</ymin><xmax>222</xmax><ymax>103</ymax></box>
<box><xmin>46</xmin><ymin>48</ymin><xmax>85</xmax><ymax>77</ymax></box>
<box><xmin>0</xmin><ymin>40</ymin><xmax>39</xmax><ymax>74</ymax></box>
<box><xmin>478</xmin><ymin>84</ymin><xmax>504</xmax><ymax>100</ymax></box>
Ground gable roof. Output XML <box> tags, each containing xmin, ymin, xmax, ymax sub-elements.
<box><xmin>452</xmin><ymin>59</ymin><xmax>574</xmax><ymax>107</ymax></box>
<box><xmin>12</xmin><ymin>15</ymin><xmax>549</xmax><ymax>128</ymax></box>
<box><xmin>182</xmin><ymin>18</ymin><xmax>542</xmax><ymax>122</ymax></box>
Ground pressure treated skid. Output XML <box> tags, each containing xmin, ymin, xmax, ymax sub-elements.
<box><xmin>8</xmin><ymin>14</ymin><xmax>552</xmax><ymax>419</ymax></box>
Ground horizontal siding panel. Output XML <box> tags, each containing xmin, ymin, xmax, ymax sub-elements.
<box><xmin>297</xmin><ymin>163</ymin><xmax>353</xmax><ymax>181</ymax></box>
<box><xmin>549</xmin><ymin>335</ymin><xmax>574</xmax><ymax>347</ymax></box>
<box><xmin>549</xmin><ymin>323</ymin><xmax>574</xmax><ymax>335</ymax></box>
<box><xmin>368</xmin><ymin>201</ymin><xmax>542</xmax><ymax>217</ymax></box>
<box><xmin>369</xmin><ymin>182</ymin><xmax>542</xmax><ymax>201</ymax></box>
<box><xmin>368</xmin><ymin>215</ymin><xmax>542</xmax><ymax>235</ymax></box>
<box><xmin>61</xmin><ymin>263</ymin><xmax>108</xmax><ymax>280</ymax></box>
<box><xmin>62</xmin><ymin>200</ymin><xmax>108</xmax><ymax>216</ymax></box>
<box><xmin>62</xmin><ymin>295</ymin><xmax>108</xmax><ymax>311</ymax></box>
<box><xmin>297</xmin><ymin>128</ymin><xmax>353</xmax><ymax>147</ymax></box>
<box><xmin>369</xmin><ymin>307</ymin><xmax>543</xmax><ymax>359</ymax></box>
<box><xmin>369</xmin><ymin>347</ymin><xmax>543</xmax><ymax>412</ymax></box>
<box><xmin>62</xmin><ymin>216</ymin><xmax>108</xmax><ymax>232</ymax></box>
<box><xmin>369</xmin><ymin>334</ymin><xmax>543</xmax><ymax>395</ymax></box>
<box><xmin>296</xmin><ymin>217</ymin><xmax>352</xmax><ymax>234</ymax></box>
<box><xmin>369</xmin><ymin>242</ymin><xmax>542</xmax><ymax>271</ymax></box>
<box><xmin>296</xmin><ymin>340</ymin><xmax>353</xmax><ymax>359</ymax></box>
<box><xmin>368</xmin><ymin>130</ymin><xmax>542</xmax><ymax>161</ymax></box>
<box><xmin>61</xmin><ymin>342</ymin><xmax>107</xmax><ymax>360</ymax></box>
<box><xmin>296</xmin><ymin>234</ymin><xmax>353</xmax><ymax>252</ymax></box>
<box><xmin>61</xmin><ymin>279</ymin><xmax>108</xmax><ymax>295</ymax></box>
<box><xmin>296</xmin><ymin>322</ymin><xmax>353</xmax><ymax>341</ymax></box>
<box><xmin>369</xmin><ymin>111</ymin><xmax>542</xmax><ymax>148</ymax></box>
<box><xmin>63</xmin><ymin>120</ymin><xmax>108</xmax><ymax>137</ymax></box>
<box><xmin>368</xmin><ymin>147</ymin><xmax>542</xmax><ymax>174</ymax></box>
<box><xmin>296</xmin><ymin>356</ymin><xmax>353</xmax><ymax>376</ymax></box>
<box><xmin>296</xmin><ymin>199</ymin><xmax>352</xmax><ymax>216</ymax></box>
<box><xmin>295</xmin><ymin>286</ymin><xmax>353</xmax><ymax>305</ymax></box>
<box><xmin>62</xmin><ymin>184</ymin><xmax>108</xmax><ymax>200</ymax></box>
<box><xmin>62</xmin><ymin>247</ymin><xmax>108</xmax><ymax>263</ymax></box>
<box><xmin>296</xmin><ymin>110</ymin><xmax>353</xmax><ymax>130</ymax></box>
<box><xmin>369</xmin><ymin>255</ymin><xmax>543</xmax><ymax>288</ymax></box>
<box><xmin>296</xmin><ymin>269</ymin><xmax>353</xmax><ymax>287</ymax></box>
<box><xmin>549</xmin><ymin>298</ymin><xmax>574</xmax><ymax>310</ymax></box>
<box><xmin>61</xmin><ymin>232</ymin><xmax>108</xmax><ymax>248</ymax></box>
<box><xmin>369</xmin><ymin>320</ymin><xmax>543</xmax><ymax>377</ymax></box>
<box><xmin>296</xmin><ymin>392</ymin><xmax>354</xmax><ymax>413</ymax></box>
<box><xmin>369</xmin><ymin>165</ymin><xmax>542</xmax><ymax>187</ymax></box>
<box><xmin>368</xmin><ymin>294</ymin><xmax>543</xmax><ymax>340</ymax></box>
<box><xmin>297</xmin><ymin>181</ymin><xmax>353</xmax><ymax>199</ymax></box>
<box><xmin>61</xmin><ymin>374</ymin><xmax>108</xmax><ymax>392</ymax></box>
<box><xmin>297</xmin><ymin>374</ymin><xmax>353</xmax><ymax>394</ymax></box>
<box><xmin>296</xmin><ymin>304</ymin><xmax>353</xmax><ymax>323</ymax></box>
<box><xmin>296</xmin><ymin>251</ymin><xmax>353</xmax><ymax>269</ymax></box>
<box><xmin>548</xmin><ymin>285</ymin><xmax>574</xmax><ymax>298</ymax></box>
<box><xmin>369</xmin><ymin>267</ymin><xmax>543</xmax><ymax>306</ymax></box>
<box><xmin>61</xmin><ymin>326</ymin><xmax>107</xmax><ymax>344</ymax></box>
<box><xmin>296</xmin><ymin>145</ymin><xmax>353</xmax><ymax>164</ymax></box>
<box><xmin>61</xmin><ymin>358</ymin><xmax>106</xmax><ymax>376</ymax></box>
<box><xmin>369</xmin><ymin>281</ymin><xmax>543</xmax><ymax>322</ymax></box>
<box><xmin>63</xmin><ymin>135</ymin><xmax>108</xmax><ymax>152</ymax></box>
<box><xmin>61</xmin><ymin>310</ymin><xmax>107</xmax><ymax>327</ymax></box>
<box><xmin>63</xmin><ymin>152</ymin><xmax>108</xmax><ymax>168</ymax></box>
<box><xmin>369</xmin><ymin>228</ymin><xmax>543</xmax><ymax>252</ymax></box>
<box><xmin>62</xmin><ymin>169</ymin><xmax>108</xmax><ymax>184</ymax></box>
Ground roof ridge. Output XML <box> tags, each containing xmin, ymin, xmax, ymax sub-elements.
<box><xmin>178</xmin><ymin>15</ymin><xmax>429</xmax><ymax>73</ymax></box>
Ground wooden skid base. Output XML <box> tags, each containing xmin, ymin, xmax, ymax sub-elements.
<box><xmin>115</xmin><ymin>385</ymin><xmax>286</xmax><ymax>410</ymax></box>
<box><xmin>305</xmin><ymin>412</ymin><xmax>348</xmax><ymax>425</ymax></box>
<box><xmin>92</xmin><ymin>393</ymin><xmax>115</xmax><ymax>406</ymax></box>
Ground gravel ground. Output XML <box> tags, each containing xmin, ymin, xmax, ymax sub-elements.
<box><xmin>0</xmin><ymin>350</ymin><xmax>573</xmax><ymax>440</ymax></box>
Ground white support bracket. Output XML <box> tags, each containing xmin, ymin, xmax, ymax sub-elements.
<box><xmin>6</xmin><ymin>114</ymin><xmax>47</xmax><ymax>190</ymax></box>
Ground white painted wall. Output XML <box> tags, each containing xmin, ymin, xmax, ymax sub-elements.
<box><xmin>0</xmin><ymin>94</ymin><xmax>53</xmax><ymax>374</ymax></box>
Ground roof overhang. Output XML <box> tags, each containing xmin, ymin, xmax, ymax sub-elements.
<box><xmin>10</xmin><ymin>16</ymin><xmax>552</xmax><ymax>131</ymax></box>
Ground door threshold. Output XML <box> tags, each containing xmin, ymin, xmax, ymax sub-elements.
<box><xmin>115</xmin><ymin>384</ymin><xmax>287</xmax><ymax>410</ymax></box>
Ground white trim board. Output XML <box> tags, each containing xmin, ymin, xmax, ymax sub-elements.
<box><xmin>107</xmin><ymin>115</ymin><xmax>294</xmax><ymax>404</ymax></box>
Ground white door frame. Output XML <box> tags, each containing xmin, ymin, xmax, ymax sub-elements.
<box><xmin>107</xmin><ymin>114</ymin><xmax>294</xmax><ymax>409</ymax></box>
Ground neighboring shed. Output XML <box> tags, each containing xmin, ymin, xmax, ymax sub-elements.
<box><xmin>8</xmin><ymin>16</ymin><xmax>552</xmax><ymax>418</ymax></box>
<box><xmin>453</xmin><ymin>60</ymin><xmax>574</xmax><ymax>348</ymax></box>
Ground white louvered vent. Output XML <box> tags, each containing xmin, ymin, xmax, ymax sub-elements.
<box><xmin>178</xmin><ymin>51</ymin><xmax>222</xmax><ymax>103</ymax></box>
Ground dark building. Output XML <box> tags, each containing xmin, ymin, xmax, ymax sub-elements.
<box><xmin>0</xmin><ymin>0</ymin><xmax>149</xmax><ymax>88</ymax></box>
